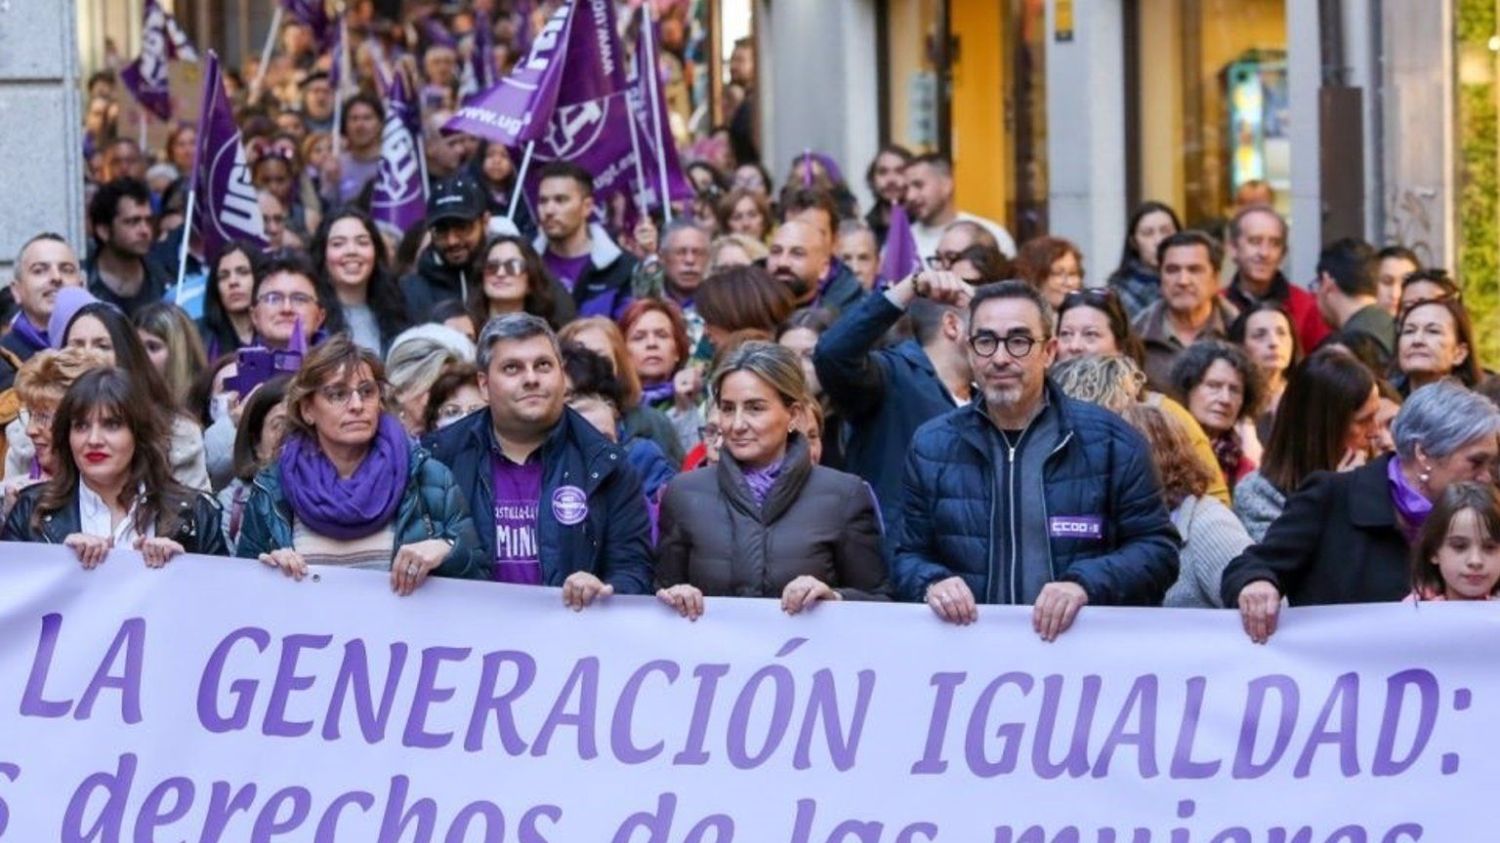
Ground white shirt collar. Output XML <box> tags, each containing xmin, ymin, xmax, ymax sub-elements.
<box><xmin>78</xmin><ymin>482</ymin><xmax>153</xmax><ymax>546</ymax></box>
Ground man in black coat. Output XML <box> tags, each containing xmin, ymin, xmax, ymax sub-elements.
<box><xmin>399</xmin><ymin>174</ymin><xmax>490</xmax><ymax>323</ymax></box>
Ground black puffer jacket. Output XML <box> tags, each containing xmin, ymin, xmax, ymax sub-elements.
<box><xmin>656</xmin><ymin>434</ymin><xmax>889</xmax><ymax>600</ymax></box>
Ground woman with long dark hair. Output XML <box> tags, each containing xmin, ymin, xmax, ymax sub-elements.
<box><xmin>1107</xmin><ymin>201</ymin><xmax>1182</xmax><ymax>318</ymax></box>
<box><xmin>466</xmin><ymin>234</ymin><xmax>574</xmax><ymax>331</ymax></box>
<box><xmin>197</xmin><ymin>242</ymin><xmax>262</xmax><ymax>360</ymax></box>
<box><xmin>2</xmin><ymin>368</ymin><xmax>226</xmax><ymax>563</ymax></box>
<box><xmin>310</xmin><ymin>209</ymin><xmax>411</xmax><ymax>355</ymax></box>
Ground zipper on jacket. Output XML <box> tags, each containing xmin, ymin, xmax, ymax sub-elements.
<box><xmin>1038</xmin><ymin>431</ymin><xmax>1074</xmax><ymax>583</ymax></box>
<box><xmin>1006</xmin><ymin>434</ymin><xmax>1020</xmax><ymax>605</ymax></box>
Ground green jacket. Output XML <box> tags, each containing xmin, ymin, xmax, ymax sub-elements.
<box><xmin>234</xmin><ymin>444</ymin><xmax>489</xmax><ymax>581</ymax></box>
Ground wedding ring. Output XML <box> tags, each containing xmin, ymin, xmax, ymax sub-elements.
<box><xmin>406</xmin><ymin>564</ymin><xmax>418</xmax><ymax>576</ymax></box>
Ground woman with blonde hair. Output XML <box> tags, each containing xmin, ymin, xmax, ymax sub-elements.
<box><xmin>384</xmin><ymin>324</ymin><xmax>475</xmax><ymax>436</ymax></box>
<box><xmin>133</xmin><ymin>303</ymin><xmax>210</xmax><ymax>411</ymax></box>
<box><xmin>707</xmin><ymin>233</ymin><xmax>769</xmax><ymax>273</ymax></box>
<box><xmin>2</xmin><ymin>348</ymin><xmax>111</xmax><ymax>507</ymax></box>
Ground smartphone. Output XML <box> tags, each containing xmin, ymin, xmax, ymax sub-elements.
<box><xmin>224</xmin><ymin>347</ymin><xmax>302</xmax><ymax>396</ymax></box>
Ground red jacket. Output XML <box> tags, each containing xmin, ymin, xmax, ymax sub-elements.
<box><xmin>1224</xmin><ymin>273</ymin><xmax>1330</xmax><ymax>352</ymax></box>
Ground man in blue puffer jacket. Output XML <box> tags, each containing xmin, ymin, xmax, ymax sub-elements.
<box><xmin>895</xmin><ymin>282</ymin><xmax>1179</xmax><ymax>640</ymax></box>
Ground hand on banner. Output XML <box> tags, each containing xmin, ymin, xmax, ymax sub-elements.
<box><xmin>656</xmin><ymin>583</ymin><xmax>705</xmax><ymax>620</ymax></box>
<box><xmin>1033</xmin><ymin>581</ymin><xmax>1088</xmax><ymax>642</ymax></box>
<box><xmin>925</xmin><ymin>576</ymin><xmax>978</xmax><ymax>625</ymax></box>
<box><xmin>1238</xmin><ymin>579</ymin><xmax>1282</xmax><ymax>644</ymax></box>
<box><xmin>259</xmin><ymin>548</ymin><xmax>310</xmax><ymax>581</ymax></box>
<box><xmin>64</xmin><ymin>533</ymin><xmax>112</xmax><ymax>569</ymax></box>
<box><xmin>134</xmin><ymin>536</ymin><xmax>186</xmax><ymax>568</ymax></box>
<box><xmin>562</xmin><ymin>571</ymin><xmax>615</xmax><ymax>611</ymax></box>
<box><xmin>781</xmin><ymin>575</ymin><xmax>842</xmax><ymax>615</ymax></box>
<box><xmin>391</xmin><ymin>539</ymin><xmax>450</xmax><ymax>596</ymax></box>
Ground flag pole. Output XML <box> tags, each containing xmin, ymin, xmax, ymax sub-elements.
<box><xmin>624</xmin><ymin>92</ymin><xmax>651</xmax><ymax>215</ymax></box>
<box><xmin>641</xmin><ymin>7</ymin><xmax>673</xmax><ymax>224</ymax></box>
<box><xmin>331</xmin><ymin>14</ymin><xmax>349</xmax><ymax>161</ymax></box>
<box><xmin>175</xmin><ymin>188</ymin><xmax>196</xmax><ymax>297</ymax></box>
<box><xmin>137</xmin><ymin>109</ymin><xmax>148</xmax><ymax>152</ymax></box>
<box><xmin>508</xmin><ymin>141</ymin><xmax>535</xmax><ymax>223</ymax></box>
<box><xmin>250</xmin><ymin>5</ymin><xmax>284</xmax><ymax>103</ymax></box>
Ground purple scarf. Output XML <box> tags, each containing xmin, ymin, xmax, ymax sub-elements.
<box><xmin>1387</xmin><ymin>456</ymin><xmax>1432</xmax><ymax>543</ymax></box>
<box><xmin>8</xmin><ymin>314</ymin><xmax>47</xmax><ymax>355</ymax></box>
<box><xmin>278</xmin><ymin>413</ymin><xmax>411</xmax><ymax>540</ymax></box>
<box><xmin>743</xmin><ymin>458</ymin><xmax>785</xmax><ymax>506</ymax></box>
<box><xmin>641</xmin><ymin>379</ymin><xmax>675</xmax><ymax>406</ymax></box>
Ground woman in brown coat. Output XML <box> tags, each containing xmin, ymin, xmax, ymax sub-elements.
<box><xmin>655</xmin><ymin>341</ymin><xmax>888</xmax><ymax>619</ymax></box>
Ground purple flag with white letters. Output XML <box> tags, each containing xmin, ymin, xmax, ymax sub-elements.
<box><xmin>880</xmin><ymin>204</ymin><xmax>923</xmax><ymax>285</ymax></box>
<box><xmin>444</xmin><ymin>0</ymin><xmax>625</xmax><ymax>147</ymax></box>
<box><xmin>370</xmin><ymin>73</ymin><xmax>427</xmax><ymax>238</ymax></box>
<box><xmin>120</xmin><ymin>0</ymin><xmax>197</xmax><ymax>120</ymax></box>
<box><xmin>280</xmin><ymin>0</ymin><xmax>333</xmax><ymax>51</ymax></box>
<box><xmin>188</xmin><ymin>52</ymin><xmax>267</xmax><ymax>261</ymax></box>
<box><xmin>627</xmin><ymin>11</ymin><xmax>693</xmax><ymax>209</ymax></box>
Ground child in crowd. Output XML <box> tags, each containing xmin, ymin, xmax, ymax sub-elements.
<box><xmin>1409</xmin><ymin>482</ymin><xmax>1500</xmax><ymax>602</ymax></box>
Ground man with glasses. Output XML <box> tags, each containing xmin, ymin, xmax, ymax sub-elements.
<box><xmin>895</xmin><ymin>281</ymin><xmax>1177</xmax><ymax>639</ymax></box>
<box><xmin>814</xmin><ymin>268</ymin><xmax>976</xmax><ymax>537</ymax></box>
<box><xmin>400</xmin><ymin>175</ymin><xmax>491</xmax><ymax>323</ymax></box>
<box><xmin>426</xmin><ymin>313</ymin><xmax>652</xmax><ymax>606</ymax></box>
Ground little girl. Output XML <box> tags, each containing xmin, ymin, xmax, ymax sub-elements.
<box><xmin>1409</xmin><ymin>482</ymin><xmax>1500</xmax><ymax>601</ymax></box>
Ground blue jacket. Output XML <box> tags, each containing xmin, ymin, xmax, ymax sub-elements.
<box><xmin>424</xmin><ymin>407</ymin><xmax>653</xmax><ymax>594</ymax></box>
<box><xmin>893</xmin><ymin>381</ymin><xmax>1179</xmax><ymax>605</ymax></box>
<box><xmin>813</xmin><ymin>292</ymin><xmax>962</xmax><ymax>529</ymax></box>
<box><xmin>234</xmin><ymin>443</ymin><xmax>489</xmax><ymax>580</ymax></box>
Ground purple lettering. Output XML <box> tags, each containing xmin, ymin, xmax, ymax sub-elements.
<box><xmin>611</xmin><ymin>659</ymin><xmax>680</xmax><ymax>764</ymax></box>
<box><xmin>1382</xmin><ymin>825</ymin><xmax>1423</xmax><ymax>842</ymax></box>
<box><xmin>1323</xmin><ymin>828</ymin><xmax>1368</xmax><ymax>843</ymax></box>
<box><xmin>672</xmin><ymin>664</ymin><xmax>729</xmax><ymax>766</ymax></box>
<box><xmin>74</xmin><ymin>617</ymin><xmax>145</xmax><ymax>724</ymax></box>
<box><xmin>198</xmin><ymin>626</ymin><xmax>272</xmax><ymax>733</ymax></box>
<box><xmin>532</xmin><ymin>656</ymin><xmax>601</xmax><ymax>760</ymax></box>
<box><xmin>60</xmin><ymin>752</ymin><xmax>134</xmax><ymax>843</ymax></box>
<box><xmin>444</xmin><ymin>801</ymin><xmax>505</xmax><ymax>843</ymax></box>
<box><xmin>1233</xmin><ymin>674</ymin><xmax>1299</xmax><ymax>779</ymax></box>
<box><xmin>402</xmin><ymin>646</ymin><xmax>472</xmax><ymax>749</ymax></box>
<box><xmin>264</xmin><ymin>634</ymin><xmax>333</xmax><ymax>737</ymax></box>
<box><xmin>1033</xmin><ymin>675</ymin><xmax>1100</xmax><ymax>779</ymax></box>
<box><xmin>1373</xmin><ymin>670</ymin><xmax>1438</xmax><ymax>776</ymax></box>
<box><xmin>1170</xmin><ymin>677</ymin><xmax>1221</xmax><ymax>779</ymax></box>
<box><xmin>519</xmin><ymin>805</ymin><xmax>563</xmax><ymax>843</ymax></box>
<box><xmin>376</xmin><ymin>776</ymin><xmax>436</xmax><ymax>843</ymax></box>
<box><xmin>1092</xmin><ymin>674</ymin><xmax>1160</xmax><ymax>778</ymax></box>
<box><xmin>251</xmin><ymin>786</ymin><xmax>312</xmax><ymax>841</ymax></box>
<box><xmin>727</xmin><ymin>664</ymin><xmax>795</xmax><ymax>769</ymax></box>
<box><xmin>20</xmin><ymin>613</ymin><xmax>70</xmax><ymax>718</ymax></box>
<box><xmin>965</xmin><ymin>671</ymin><xmax>1035</xmax><ymax>777</ymax></box>
<box><xmin>0</xmin><ymin>762</ymin><xmax>18</xmax><ymax>835</ymax></box>
<box><xmin>200</xmin><ymin>781</ymin><xmax>259</xmax><ymax>843</ymax></box>
<box><xmin>1293</xmin><ymin>672</ymin><xmax>1360</xmax><ymax>778</ymax></box>
<box><xmin>323</xmin><ymin>640</ymin><xmax>409</xmax><ymax>743</ymax></box>
<box><xmin>465</xmin><ymin>650</ymin><xmax>536</xmax><ymax>754</ymax></box>
<box><xmin>610</xmin><ymin>791</ymin><xmax>677</xmax><ymax>843</ymax></box>
<box><xmin>911</xmin><ymin>672</ymin><xmax>966</xmax><ymax>775</ymax></box>
<box><xmin>314</xmin><ymin>791</ymin><xmax>375</xmax><ymax>842</ymax></box>
<box><xmin>794</xmin><ymin>668</ymin><xmax>875</xmax><ymax>772</ymax></box>
<box><xmin>134</xmin><ymin>776</ymin><xmax>194</xmax><ymax>839</ymax></box>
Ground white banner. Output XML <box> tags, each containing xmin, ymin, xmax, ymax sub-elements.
<box><xmin>0</xmin><ymin>542</ymin><xmax>1496</xmax><ymax>841</ymax></box>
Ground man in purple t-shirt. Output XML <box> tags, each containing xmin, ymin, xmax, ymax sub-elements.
<box><xmin>535</xmin><ymin>161</ymin><xmax>637</xmax><ymax>320</ymax></box>
<box><xmin>490</xmin><ymin>453</ymin><xmax>543</xmax><ymax>584</ymax></box>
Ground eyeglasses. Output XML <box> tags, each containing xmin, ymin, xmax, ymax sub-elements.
<box><xmin>1061</xmin><ymin>288</ymin><xmax>1120</xmax><ymax>308</ymax></box>
<box><xmin>20</xmin><ymin>408</ymin><xmax>54</xmax><ymax>428</ymax></box>
<box><xmin>926</xmin><ymin>251</ymin><xmax>963</xmax><ymax>270</ymax></box>
<box><xmin>969</xmin><ymin>331</ymin><xmax>1039</xmax><ymax>359</ymax></box>
<box><xmin>484</xmin><ymin>258</ymin><xmax>526</xmax><ymax>277</ymax></box>
<box><xmin>257</xmin><ymin>291</ymin><xmax>317</xmax><ymax>308</ymax></box>
<box><xmin>318</xmin><ymin>381</ymin><xmax>382</xmax><ymax>406</ymax></box>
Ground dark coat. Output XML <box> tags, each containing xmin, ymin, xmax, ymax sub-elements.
<box><xmin>399</xmin><ymin>247</ymin><xmax>478</xmax><ymax>325</ymax></box>
<box><xmin>233</xmin><ymin>443</ymin><xmax>488</xmax><ymax>581</ymax></box>
<box><xmin>815</xmin><ymin>261</ymin><xmax>867</xmax><ymax>316</ymax></box>
<box><xmin>893</xmin><ymin>382</ymin><xmax>1180</xmax><ymax>605</ymax></box>
<box><xmin>424</xmin><ymin>407</ymin><xmax>654</xmax><ymax>594</ymax></box>
<box><xmin>2</xmin><ymin>483</ymin><xmax>229</xmax><ymax>557</ymax></box>
<box><xmin>657</xmin><ymin>435</ymin><xmax>888</xmax><ymax>600</ymax></box>
<box><xmin>813</xmin><ymin>293</ymin><xmax>962</xmax><ymax>530</ymax></box>
<box><xmin>1219</xmin><ymin>454</ymin><xmax>1410</xmax><ymax>606</ymax></box>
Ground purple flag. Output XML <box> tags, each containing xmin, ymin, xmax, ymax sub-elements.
<box><xmin>120</xmin><ymin>0</ymin><xmax>197</xmax><ymax>120</ymax></box>
<box><xmin>627</xmin><ymin>11</ymin><xmax>693</xmax><ymax>209</ymax></box>
<box><xmin>188</xmin><ymin>52</ymin><xmax>267</xmax><ymax>261</ymax></box>
<box><xmin>280</xmin><ymin>0</ymin><xmax>333</xmax><ymax>51</ymax></box>
<box><xmin>370</xmin><ymin>73</ymin><xmax>426</xmax><ymax>238</ymax></box>
<box><xmin>879</xmin><ymin>204</ymin><xmax>923</xmax><ymax>284</ymax></box>
<box><xmin>461</xmin><ymin>7</ymin><xmax>496</xmax><ymax>95</ymax></box>
<box><xmin>420</xmin><ymin>15</ymin><xmax>459</xmax><ymax>50</ymax></box>
<box><xmin>444</xmin><ymin>0</ymin><xmax>626</xmax><ymax>147</ymax></box>
<box><xmin>326</xmin><ymin>13</ymin><xmax>346</xmax><ymax>93</ymax></box>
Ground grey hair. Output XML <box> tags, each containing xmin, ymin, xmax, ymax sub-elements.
<box><xmin>476</xmin><ymin>312</ymin><xmax>560</xmax><ymax>371</ymax></box>
<box><xmin>1392</xmin><ymin>381</ymin><xmax>1500</xmax><ymax>461</ymax></box>
<box><xmin>661</xmin><ymin>218</ymin><xmax>708</xmax><ymax>251</ymax></box>
<box><xmin>386</xmin><ymin>337</ymin><xmax>462</xmax><ymax>399</ymax></box>
<box><xmin>1051</xmin><ymin>354</ymin><xmax>1148</xmax><ymax>414</ymax></box>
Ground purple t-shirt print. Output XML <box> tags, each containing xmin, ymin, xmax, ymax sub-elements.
<box><xmin>491</xmin><ymin>452</ymin><xmax>543</xmax><ymax>585</ymax></box>
<box><xmin>543</xmin><ymin>251</ymin><xmax>591</xmax><ymax>292</ymax></box>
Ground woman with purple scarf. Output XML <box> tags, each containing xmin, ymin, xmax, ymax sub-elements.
<box><xmin>235</xmin><ymin>335</ymin><xmax>487</xmax><ymax>594</ymax></box>
<box><xmin>655</xmin><ymin>342</ymin><xmax>888</xmax><ymax>620</ymax></box>
<box><xmin>1223</xmin><ymin>382</ymin><xmax>1500</xmax><ymax>643</ymax></box>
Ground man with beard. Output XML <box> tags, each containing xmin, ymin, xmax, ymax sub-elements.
<box><xmin>5</xmin><ymin>234</ymin><xmax>84</xmax><ymax>364</ymax></box>
<box><xmin>533</xmin><ymin>162</ymin><xmax>637</xmax><ymax>320</ymax></box>
<box><xmin>894</xmin><ymin>281</ymin><xmax>1177</xmax><ymax>638</ymax></box>
<box><xmin>84</xmin><ymin>178</ymin><xmax>167</xmax><ymax>316</ymax></box>
<box><xmin>1223</xmin><ymin>205</ymin><xmax>1329</xmax><ymax>352</ymax></box>
<box><xmin>400</xmin><ymin>174</ymin><xmax>490</xmax><ymax>322</ymax></box>
<box><xmin>766</xmin><ymin>220</ymin><xmax>863</xmax><ymax>316</ymax></box>
<box><xmin>780</xmin><ymin>188</ymin><xmax>865</xmax><ymax>313</ymax></box>
<box><xmin>425</xmin><ymin>313</ymin><xmax>652</xmax><ymax>605</ymax></box>
<box><xmin>864</xmin><ymin>144</ymin><xmax>912</xmax><ymax>247</ymax></box>
<box><xmin>904</xmin><ymin>153</ymin><xmax>1016</xmax><ymax>263</ymax></box>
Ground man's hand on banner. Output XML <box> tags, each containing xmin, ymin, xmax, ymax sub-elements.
<box><xmin>1033</xmin><ymin>581</ymin><xmax>1088</xmax><ymax>642</ymax></box>
<box><xmin>1237</xmin><ymin>579</ymin><xmax>1282</xmax><ymax>644</ymax></box>
<box><xmin>924</xmin><ymin>576</ymin><xmax>978</xmax><ymax>625</ymax></box>
<box><xmin>657</xmin><ymin>583</ymin><xmax>705</xmax><ymax>620</ymax></box>
<box><xmin>781</xmin><ymin>575</ymin><xmax>841</xmax><ymax>615</ymax></box>
<box><xmin>563</xmin><ymin>571</ymin><xmax>614</xmax><ymax>611</ymax></box>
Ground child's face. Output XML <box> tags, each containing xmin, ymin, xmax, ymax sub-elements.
<box><xmin>1433</xmin><ymin>508</ymin><xmax>1500</xmax><ymax>600</ymax></box>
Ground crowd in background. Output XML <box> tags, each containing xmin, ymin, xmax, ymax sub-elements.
<box><xmin>10</xmin><ymin>0</ymin><xmax>1500</xmax><ymax>643</ymax></box>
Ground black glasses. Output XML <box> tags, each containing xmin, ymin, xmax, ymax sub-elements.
<box><xmin>969</xmin><ymin>331</ymin><xmax>1038</xmax><ymax>359</ymax></box>
<box><xmin>257</xmin><ymin>291</ymin><xmax>316</xmax><ymax>308</ymax></box>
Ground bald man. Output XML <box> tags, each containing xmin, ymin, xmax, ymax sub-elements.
<box><xmin>767</xmin><ymin>220</ymin><xmax>864</xmax><ymax>315</ymax></box>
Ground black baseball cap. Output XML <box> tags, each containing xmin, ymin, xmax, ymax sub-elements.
<box><xmin>427</xmin><ymin>175</ymin><xmax>487</xmax><ymax>225</ymax></box>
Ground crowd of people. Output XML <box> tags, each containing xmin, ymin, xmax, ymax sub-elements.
<box><xmin>17</xmin><ymin>0</ymin><xmax>1500</xmax><ymax>644</ymax></box>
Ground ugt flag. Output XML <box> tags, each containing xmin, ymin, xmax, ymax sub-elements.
<box><xmin>120</xmin><ymin>0</ymin><xmax>197</xmax><ymax>120</ymax></box>
<box><xmin>626</xmin><ymin>9</ymin><xmax>693</xmax><ymax>210</ymax></box>
<box><xmin>187</xmin><ymin>52</ymin><xmax>267</xmax><ymax>261</ymax></box>
<box><xmin>370</xmin><ymin>73</ymin><xmax>426</xmax><ymax>238</ymax></box>
<box><xmin>444</xmin><ymin>0</ymin><xmax>626</xmax><ymax>147</ymax></box>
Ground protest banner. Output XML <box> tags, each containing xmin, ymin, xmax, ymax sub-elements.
<box><xmin>0</xmin><ymin>543</ymin><xmax>1495</xmax><ymax>840</ymax></box>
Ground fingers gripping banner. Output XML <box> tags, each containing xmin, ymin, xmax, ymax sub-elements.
<box><xmin>0</xmin><ymin>543</ymin><xmax>1496</xmax><ymax>841</ymax></box>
